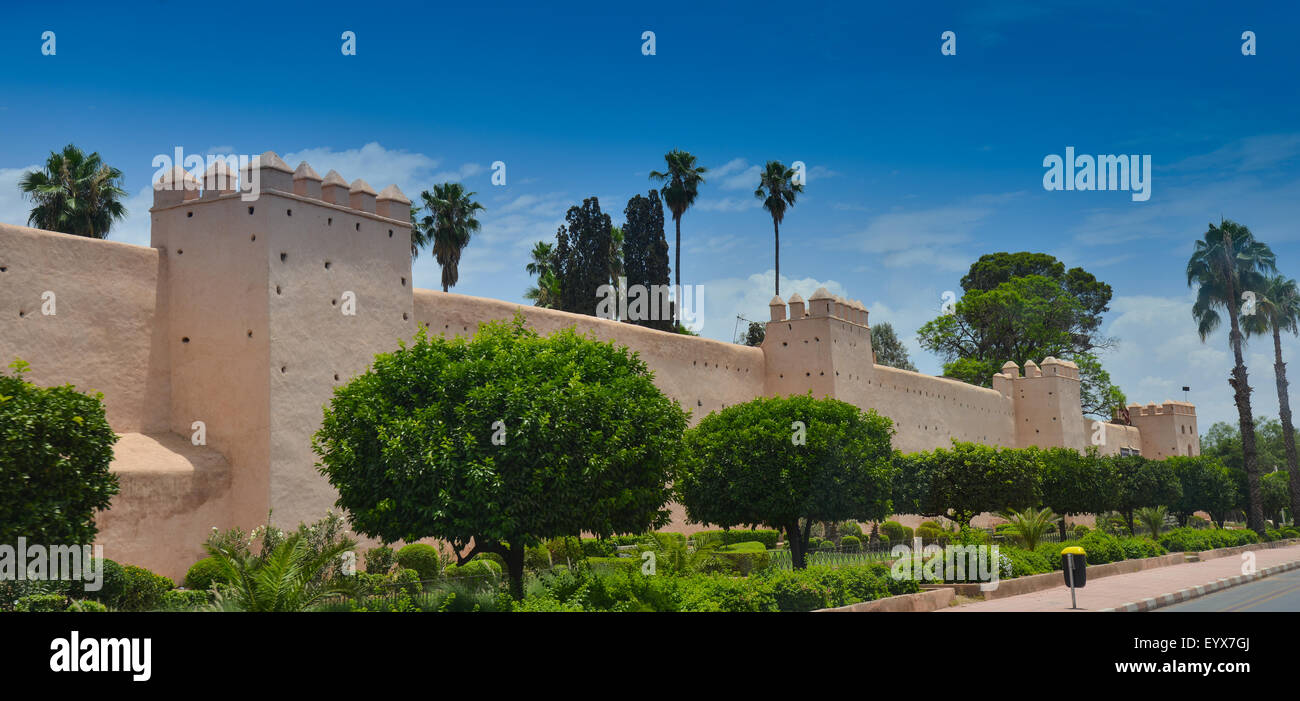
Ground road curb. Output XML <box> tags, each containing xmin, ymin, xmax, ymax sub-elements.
<box><xmin>1100</xmin><ymin>558</ymin><xmax>1300</xmax><ymax>612</ymax></box>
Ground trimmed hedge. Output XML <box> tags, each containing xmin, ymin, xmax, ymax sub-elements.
<box><xmin>443</xmin><ymin>559</ymin><xmax>501</xmax><ymax>580</ymax></box>
<box><xmin>881</xmin><ymin>521</ymin><xmax>913</xmax><ymax>544</ymax></box>
<box><xmin>14</xmin><ymin>593</ymin><xmax>67</xmax><ymax>612</ymax></box>
<box><xmin>71</xmin><ymin>558</ymin><xmax>126</xmax><ymax>605</ymax></box>
<box><xmin>364</xmin><ymin>545</ymin><xmax>397</xmax><ymax>575</ymax></box>
<box><xmin>1157</xmin><ymin>527</ymin><xmax>1260</xmax><ymax>553</ymax></box>
<box><xmin>116</xmin><ymin>565</ymin><xmax>174</xmax><ymax>612</ymax></box>
<box><xmin>184</xmin><ymin>557</ymin><xmax>228</xmax><ymax>592</ymax></box>
<box><xmin>840</xmin><ymin>535</ymin><xmax>862</xmax><ymax>552</ymax></box>
<box><xmin>692</xmin><ymin>529</ymin><xmax>781</xmax><ymax>549</ymax></box>
<box><xmin>160</xmin><ymin>589</ymin><xmax>211</xmax><ymax>611</ymax></box>
<box><xmin>396</xmin><ymin>544</ymin><xmax>443</xmax><ymax>580</ymax></box>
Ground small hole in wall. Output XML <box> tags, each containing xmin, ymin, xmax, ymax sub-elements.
<box><xmin>182</xmin><ymin>337</ymin><xmax>190</xmax><ymax>343</ymax></box>
<box><xmin>403</xmin><ymin>313</ymin><xmax>410</xmax><ymax>321</ymax></box>
<box><xmin>280</xmin><ymin>252</ymin><xmax>287</xmax><ymax>263</ymax></box>
<box><xmin>331</xmin><ymin>299</ymin><xmax>337</xmax><ymax>306</ymax></box>
<box><xmin>0</xmin><ymin>266</ymin><xmax>7</xmax><ymax>272</ymax></box>
<box><xmin>248</xmin><ymin>206</ymin><xmax>255</xmax><ymax>215</ymax></box>
<box><xmin>281</xmin><ymin>366</ymin><xmax>287</xmax><ymax>374</ymax></box>
<box><xmin>324</xmin><ymin>261</ymin><xmax>332</xmax><ymax>270</ymax></box>
<box><xmin>401</xmin><ymin>277</ymin><xmax>406</xmax><ymax>286</ymax></box>
<box><xmin>250</xmin><ymin>234</ymin><xmax>256</xmax><ymax>241</ymax></box>
<box><xmin>334</xmin><ymin>373</ymin><xmax>340</xmax><ymax>381</ymax></box>
<box><xmin>177</xmin><ymin>249</ymin><xmax>183</xmax><ymax>255</ymax></box>
<box><xmin>186</xmin><ymin>211</ymin><xmax>192</xmax><ymax>218</ymax></box>
<box><xmin>275</xmin><ymin>285</ymin><xmax>282</xmax><ymax>295</ymax></box>
<box><xmin>697</xmin><ymin>399</ymin><xmax>702</xmax><ymax>407</ymax></box>
<box><xmin>328</xmin><ymin>217</ymin><xmax>333</xmax><ymax>226</ymax></box>
<box><xmin>355</xmin><ymin>223</ymin><xmax>360</xmax><ymax>231</ymax></box>
<box><xmin>18</xmin><ymin>310</ymin><xmax>24</xmax><ymax>318</ymax></box>
<box><xmin>286</xmin><ymin>209</ymin><xmax>292</xmax><ymax>217</ymax></box>
<box><xmin>247</xmin><ymin>330</ymin><xmax>253</xmax><ymax>338</ymax></box>
<box><xmin>388</xmin><ymin>229</ymin><xmax>394</xmax><ymax>238</ymax></box>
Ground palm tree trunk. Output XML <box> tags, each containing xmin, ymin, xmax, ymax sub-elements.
<box><xmin>674</xmin><ymin>215</ymin><xmax>681</xmax><ymax>327</ymax></box>
<box><xmin>773</xmin><ymin>219</ymin><xmax>780</xmax><ymax>297</ymax></box>
<box><xmin>1273</xmin><ymin>326</ymin><xmax>1300</xmax><ymax>525</ymax></box>
<box><xmin>1224</xmin><ymin>268</ymin><xmax>1266</xmax><ymax>534</ymax></box>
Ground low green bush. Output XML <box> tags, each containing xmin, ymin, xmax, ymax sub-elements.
<box><xmin>580</xmin><ymin>538</ymin><xmax>615</xmax><ymax>558</ymax></box>
<box><xmin>116</xmin><ymin>565</ymin><xmax>173</xmax><ymax>612</ymax></box>
<box><xmin>396</xmin><ymin>544</ymin><xmax>442</xmax><ymax>580</ymax></box>
<box><xmin>545</xmin><ymin>537</ymin><xmax>584</xmax><ymax>565</ymax></box>
<box><xmin>443</xmin><ymin>559</ymin><xmax>501</xmax><ymax>580</ymax></box>
<box><xmin>881</xmin><ymin>521</ymin><xmax>913</xmax><ymax>544</ymax></box>
<box><xmin>524</xmin><ymin>545</ymin><xmax>552</xmax><ymax>571</ymax></box>
<box><xmin>691</xmin><ymin>529</ymin><xmax>781</xmax><ymax>549</ymax></box>
<box><xmin>69</xmin><ymin>558</ymin><xmax>126</xmax><ymax>605</ymax></box>
<box><xmin>472</xmin><ymin>551</ymin><xmax>507</xmax><ymax>570</ymax></box>
<box><xmin>159</xmin><ymin>589</ymin><xmax>211</xmax><ymax>611</ymax></box>
<box><xmin>1158</xmin><ymin>527</ymin><xmax>1259</xmax><ymax>553</ymax></box>
<box><xmin>364</xmin><ymin>545</ymin><xmax>397</xmax><ymax>575</ymax></box>
<box><xmin>14</xmin><ymin>593</ymin><xmax>67</xmax><ymax>612</ymax></box>
<box><xmin>67</xmin><ymin>599</ymin><xmax>107</xmax><ymax>612</ymax></box>
<box><xmin>840</xmin><ymin>535</ymin><xmax>862</xmax><ymax>552</ymax></box>
<box><xmin>184</xmin><ymin>557</ymin><xmax>228</xmax><ymax>592</ymax></box>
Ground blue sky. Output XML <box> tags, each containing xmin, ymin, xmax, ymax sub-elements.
<box><xmin>2</xmin><ymin>1</ymin><xmax>1299</xmax><ymax>429</ymax></box>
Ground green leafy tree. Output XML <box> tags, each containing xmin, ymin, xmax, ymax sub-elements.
<box><xmin>1038</xmin><ymin>446</ymin><xmax>1116</xmax><ymax>539</ymax></box>
<box><xmin>649</xmin><ymin>150</ymin><xmax>706</xmax><ymax>324</ymax></box>
<box><xmin>0</xmin><ymin>360</ymin><xmax>120</xmax><ymax>544</ymax></box>
<box><xmin>622</xmin><ymin>190</ymin><xmax>673</xmax><ymax>331</ymax></box>
<box><xmin>418</xmin><ymin>183</ymin><xmax>484</xmax><ymax>292</ymax></box>
<box><xmin>523</xmin><ymin>240</ymin><xmax>561</xmax><ymax>308</ymax></box>
<box><xmin>677</xmin><ymin>395</ymin><xmax>896</xmax><ymax>569</ymax></box>
<box><xmin>1241</xmin><ymin>274</ymin><xmax>1300</xmax><ymax>523</ymax></box>
<box><xmin>744</xmin><ymin>321</ymin><xmax>765</xmax><ymax>347</ymax></box>
<box><xmin>1110</xmin><ymin>455</ymin><xmax>1182</xmax><ymax>535</ymax></box>
<box><xmin>313</xmin><ymin>317</ymin><xmax>688</xmax><ymax>598</ymax></box>
<box><xmin>1166</xmin><ymin>455</ymin><xmax>1238</xmax><ymax>527</ymax></box>
<box><xmin>554</xmin><ymin>197</ymin><xmax>613</xmax><ymax>317</ymax></box>
<box><xmin>1261</xmin><ymin>470</ymin><xmax>1291</xmax><ymax>524</ymax></box>
<box><xmin>19</xmin><ymin>144</ymin><xmax>127</xmax><ymax>238</ymax></box>
<box><xmin>753</xmin><ymin>161</ymin><xmax>804</xmax><ymax>296</ymax></box>
<box><xmin>1187</xmin><ymin>219</ymin><xmax>1276</xmax><ymax>534</ymax></box>
<box><xmin>915</xmin><ymin>442</ymin><xmax>1042</xmax><ymax>528</ymax></box>
<box><xmin>869</xmin><ymin>321</ymin><xmax>917</xmax><ymax>371</ymax></box>
<box><xmin>918</xmin><ymin>252</ymin><xmax>1123</xmax><ymax>416</ymax></box>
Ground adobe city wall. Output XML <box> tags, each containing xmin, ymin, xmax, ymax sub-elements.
<box><xmin>0</xmin><ymin>150</ymin><xmax>1197</xmax><ymax>580</ymax></box>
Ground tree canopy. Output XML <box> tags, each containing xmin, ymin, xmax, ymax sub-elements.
<box><xmin>869</xmin><ymin>321</ymin><xmax>916</xmax><ymax>372</ymax></box>
<box><xmin>918</xmin><ymin>252</ymin><xmax>1124</xmax><ymax>418</ymax></box>
<box><xmin>677</xmin><ymin>395</ymin><xmax>896</xmax><ymax>568</ymax></box>
<box><xmin>0</xmin><ymin>360</ymin><xmax>120</xmax><ymax>545</ymax></box>
<box><xmin>313</xmin><ymin>317</ymin><xmax>688</xmax><ymax>597</ymax></box>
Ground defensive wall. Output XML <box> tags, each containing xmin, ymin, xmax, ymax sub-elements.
<box><xmin>0</xmin><ymin>150</ymin><xmax>1196</xmax><ymax>579</ymax></box>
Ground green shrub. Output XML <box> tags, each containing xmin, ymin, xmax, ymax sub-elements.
<box><xmin>390</xmin><ymin>568</ymin><xmax>422</xmax><ymax>596</ymax></box>
<box><xmin>545</xmin><ymin>537</ymin><xmax>584</xmax><ymax>565</ymax></box>
<box><xmin>117</xmin><ymin>565</ymin><xmax>173</xmax><ymax>612</ymax></box>
<box><xmin>159</xmin><ymin>589</ymin><xmax>211</xmax><ymax>611</ymax></box>
<box><xmin>14</xmin><ymin>593</ymin><xmax>67</xmax><ymax>612</ymax></box>
<box><xmin>67</xmin><ymin>599</ymin><xmax>107</xmax><ymax>612</ymax></box>
<box><xmin>473</xmin><ymin>551</ymin><xmax>507</xmax><ymax>569</ymax></box>
<box><xmin>396</xmin><ymin>543</ymin><xmax>442</xmax><ymax>580</ymax></box>
<box><xmin>70</xmin><ymin>558</ymin><xmax>125</xmax><ymax>605</ymax></box>
<box><xmin>364</xmin><ymin>545</ymin><xmax>397</xmax><ymax>575</ymax></box>
<box><xmin>707</xmin><ymin>547</ymin><xmax>772</xmax><ymax>575</ymax></box>
<box><xmin>1281</xmin><ymin>527</ymin><xmax>1300</xmax><ymax>539</ymax></box>
<box><xmin>840</xmin><ymin>521</ymin><xmax>864</xmax><ymax>539</ymax></box>
<box><xmin>916</xmin><ymin>525</ymin><xmax>951</xmax><ymax>544</ymax></box>
<box><xmin>184</xmin><ymin>557</ymin><xmax>228</xmax><ymax>592</ymax></box>
<box><xmin>1117</xmin><ymin>537</ymin><xmax>1166</xmax><ymax>560</ymax></box>
<box><xmin>1075</xmin><ymin>531</ymin><xmax>1124</xmax><ymax>565</ymax></box>
<box><xmin>580</xmin><ymin>538</ymin><xmax>615</xmax><ymax>558</ymax></box>
<box><xmin>840</xmin><ymin>535</ymin><xmax>862</xmax><ymax>552</ymax></box>
<box><xmin>996</xmin><ymin>548</ymin><xmax>1054</xmax><ymax>579</ymax></box>
<box><xmin>1158</xmin><ymin>527</ymin><xmax>1260</xmax><ymax>553</ymax></box>
<box><xmin>524</xmin><ymin>545</ymin><xmax>552</xmax><ymax>571</ymax></box>
<box><xmin>881</xmin><ymin>521</ymin><xmax>913</xmax><ymax>544</ymax></box>
<box><xmin>443</xmin><ymin>559</ymin><xmax>501</xmax><ymax>580</ymax></box>
<box><xmin>1072</xmin><ymin>524</ymin><xmax>1090</xmax><ymax>536</ymax></box>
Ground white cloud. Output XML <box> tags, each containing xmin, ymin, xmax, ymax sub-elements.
<box><xmin>0</xmin><ymin>165</ymin><xmax>39</xmax><ymax>228</ymax></box>
<box><xmin>430</xmin><ymin>162</ymin><xmax>486</xmax><ymax>183</ymax></box>
<box><xmin>281</xmin><ymin>142</ymin><xmax>440</xmax><ymax>196</ymax></box>
<box><xmin>696</xmin><ymin>196</ymin><xmax>759</xmax><ymax>212</ymax></box>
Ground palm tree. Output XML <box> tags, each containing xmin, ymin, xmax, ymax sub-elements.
<box><xmin>419</xmin><ymin>183</ymin><xmax>484</xmax><ymax>292</ymax></box>
<box><xmin>524</xmin><ymin>240</ymin><xmax>561</xmax><ymax>308</ymax></box>
<box><xmin>649</xmin><ymin>150</ymin><xmax>706</xmax><ymax>324</ymax></box>
<box><xmin>1135</xmin><ymin>505</ymin><xmax>1169</xmax><ymax>538</ymax></box>
<box><xmin>997</xmin><ymin>507</ymin><xmax>1059</xmax><ymax>550</ymax></box>
<box><xmin>1242</xmin><ymin>274</ymin><xmax>1300</xmax><ymax>523</ymax></box>
<box><xmin>205</xmin><ymin>533</ymin><xmax>356</xmax><ymax>612</ymax></box>
<box><xmin>753</xmin><ymin>161</ymin><xmax>804</xmax><ymax>296</ymax></box>
<box><xmin>1187</xmin><ymin>219</ymin><xmax>1277</xmax><ymax>535</ymax></box>
<box><xmin>19</xmin><ymin>144</ymin><xmax>127</xmax><ymax>238</ymax></box>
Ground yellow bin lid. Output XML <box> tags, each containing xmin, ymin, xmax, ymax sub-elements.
<box><xmin>1061</xmin><ymin>546</ymin><xmax>1086</xmax><ymax>555</ymax></box>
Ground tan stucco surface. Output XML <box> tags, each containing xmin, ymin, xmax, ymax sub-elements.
<box><xmin>0</xmin><ymin>151</ymin><xmax>1197</xmax><ymax>579</ymax></box>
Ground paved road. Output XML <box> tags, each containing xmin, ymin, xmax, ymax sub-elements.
<box><xmin>1156</xmin><ymin>566</ymin><xmax>1300</xmax><ymax>612</ymax></box>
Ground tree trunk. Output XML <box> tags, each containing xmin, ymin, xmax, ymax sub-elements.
<box><xmin>1273</xmin><ymin>326</ymin><xmax>1300</xmax><ymax>526</ymax></box>
<box><xmin>503</xmin><ymin>545</ymin><xmax>526</xmax><ymax>601</ymax></box>
<box><xmin>1058</xmin><ymin>519</ymin><xmax>1068</xmax><ymax>541</ymax></box>
<box><xmin>674</xmin><ymin>215</ymin><xmax>681</xmax><ymax>327</ymax></box>
<box><xmin>773</xmin><ymin>219</ymin><xmax>780</xmax><ymax>297</ymax></box>
<box><xmin>1125</xmin><ymin>509</ymin><xmax>1136</xmax><ymax>536</ymax></box>
<box><xmin>1227</xmin><ymin>289</ymin><xmax>1266</xmax><ymax>534</ymax></box>
<box><xmin>785</xmin><ymin>521</ymin><xmax>806</xmax><ymax>569</ymax></box>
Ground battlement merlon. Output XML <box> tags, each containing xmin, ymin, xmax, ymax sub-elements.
<box><xmin>766</xmin><ymin>289</ymin><xmax>869</xmax><ymax>327</ymax></box>
<box><xmin>150</xmin><ymin>150</ymin><xmax>412</xmax><ymax>225</ymax></box>
<box><xmin>1128</xmin><ymin>400</ymin><xmax>1197</xmax><ymax>417</ymax></box>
